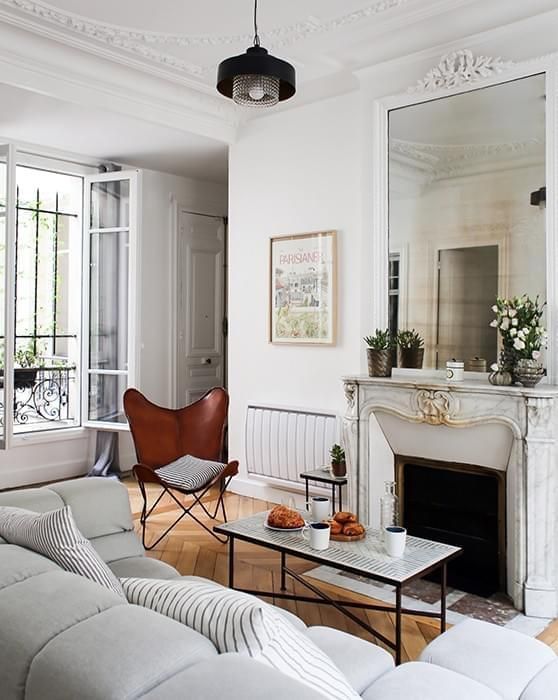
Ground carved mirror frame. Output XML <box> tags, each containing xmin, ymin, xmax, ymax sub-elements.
<box><xmin>372</xmin><ymin>50</ymin><xmax>558</xmax><ymax>382</ymax></box>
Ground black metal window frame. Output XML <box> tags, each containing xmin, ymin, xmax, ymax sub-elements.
<box><xmin>14</xmin><ymin>181</ymin><xmax>80</xmax><ymax>358</ymax></box>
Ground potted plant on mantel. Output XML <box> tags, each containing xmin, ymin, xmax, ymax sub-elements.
<box><xmin>490</xmin><ymin>295</ymin><xmax>547</xmax><ymax>387</ymax></box>
<box><xmin>330</xmin><ymin>443</ymin><xmax>346</xmax><ymax>478</ymax></box>
<box><xmin>364</xmin><ymin>329</ymin><xmax>393</xmax><ymax>377</ymax></box>
<box><xmin>396</xmin><ymin>329</ymin><xmax>425</xmax><ymax>369</ymax></box>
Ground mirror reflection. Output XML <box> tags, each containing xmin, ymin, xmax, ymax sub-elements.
<box><xmin>388</xmin><ymin>74</ymin><xmax>546</xmax><ymax>371</ymax></box>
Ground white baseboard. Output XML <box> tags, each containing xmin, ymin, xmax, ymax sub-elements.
<box><xmin>229</xmin><ymin>476</ymin><xmax>328</xmax><ymax>509</ymax></box>
<box><xmin>0</xmin><ymin>458</ymin><xmax>89</xmax><ymax>490</ymax></box>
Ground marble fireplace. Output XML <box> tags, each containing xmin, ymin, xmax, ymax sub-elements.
<box><xmin>342</xmin><ymin>374</ymin><xmax>558</xmax><ymax>619</ymax></box>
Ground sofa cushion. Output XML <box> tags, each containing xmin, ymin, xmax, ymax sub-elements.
<box><xmin>0</xmin><ymin>486</ymin><xmax>63</xmax><ymax>513</ymax></box>
<box><xmin>361</xmin><ymin>662</ymin><xmax>502</xmax><ymax>700</ymax></box>
<box><xmin>176</xmin><ymin>576</ymin><xmax>307</xmax><ymax>630</ymax></box>
<box><xmin>141</xmin><ymin>654</ymin><xmax>327</xmax><ymax>700</ymax></box>
<box><xmin>91</xmin><ymin>531</ymin><xmax>144</xmax><ymax>563</ymax></box>
<box><xmin>0</xmin><ymin>569</ymin><xmax>125</xmax><ymax>700</ymax></box>
<box><xmin>520</xmin><ymin>658</ymin><xmax>558</xmax><ymax>699</ymax></box>
<box><xmin>122</xmin><ymin>576</ymin><xmax>359</xmax><ymax>700</ymax></box>
<box><xmin>109</xmin><ymin>555</ymin><xmax>180</xmax><ymax>580</ymax></box>
<box><xmin>419</xmin><ymin>618</ymin><xmax>556</xmax><ymax>700</ymax></box>
<box><xmin>0</xmin><ymin>505</ymin><xmax>125</xmax><ymax>597</ymax></box>
<box><xmin>305</xmin><ymin>626</ymin><xmax>394</xmax><ymax>694</ymax></box>
<box><xmin>0</xmin><ymin>543</ymin><xmax>60</xmax><ymax>591</ymax></box>
<box><xmin>25</xmin><ymin>604</ymin><xmax>218</xmax><ymax>700</ymax></box>
<box><xmin>48</xmin><ymin>477</ymin><xmax>136</xmax><ymax>541</ymax></box>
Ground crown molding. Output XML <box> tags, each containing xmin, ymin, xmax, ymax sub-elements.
<box><xmin>390</xmin><ymin>137</ymin><xmax>545</xmax><ymax>181</ymax></box>
<box><xmin>0</xmin><ymin>41</ymin><xmax>239</xmax><ymax>143</ymax></box>
<box><xmin>409</xmin><ymin>49</ymin><xmax>514</xmax><ymax>92</ymax></box>
<box><xmin>0</xmin><ymin>0</ymin><xmax>414</xmax><ymax>49</ymax></box>
<box><xmin>0</xmin><ymin>0</ymin><xmax>476</xmax><ymax>82</ymax></box>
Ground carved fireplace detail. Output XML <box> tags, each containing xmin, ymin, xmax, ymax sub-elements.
<box><xmin>342</xmin><ymin>374</ymin><xmax>558</xmax><ymax>618</ymax></box>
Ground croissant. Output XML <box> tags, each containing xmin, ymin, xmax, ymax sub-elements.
<box><xmin>267</xmin><ymin>505</ymin><xmax>305</xmax><ymax>529</ymax></box>
<box><xmin>333</xmin><ymin>511</ymin><xmax>357</xmax><ymax>524</ymax></box>
<box><xmin>342</xmin><ymin>523</ymin><xmax>365</xmax><ymax>537</ymax></box>
<box><xmin>329</xmin><ymin>520</ymin><xmax>343</xmax><ymax>535</ymax></box>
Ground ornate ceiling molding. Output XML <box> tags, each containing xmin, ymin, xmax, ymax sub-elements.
<box><xmin>390</xmin><ymin>137</ymin><xmax>544</xmax><ymax>180</ymax></box>
<box><xmin>410</xmin><ymin>49</ymin><xmax>514</xmax><ymax>93</ymax></box>
<box><xmin>0</xmin><ymin>0</ymin><xmax>412</xmax><ymax>77</ymax></box>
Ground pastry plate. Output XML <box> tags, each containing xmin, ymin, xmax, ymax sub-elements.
<box><xmin>330</xmin><ymin>532</ymin><xmax>366</xmax><ymax>542</ymax></box>
<box><xmin>264</xmin><ymin>518</ymin><xmax>306</xmax><ymax>532</ymax></box>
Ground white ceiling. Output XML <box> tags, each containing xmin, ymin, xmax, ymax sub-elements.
<box><xmin>0</xmin><ymin>0</ymin><xmax>557</xmax><ymax>181</ymax></box>
<box><xmin>2</xmin><ymin>0</ymin><xmax>558</xmax><ymax>92</ymax></box>
<box><xmin>0</xmin><ymin>83</ymin><xmax>229</xmax><ymax>182</ymax></box>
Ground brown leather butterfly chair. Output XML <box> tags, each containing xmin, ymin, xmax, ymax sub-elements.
<box><xmin>123</xmin><ymin>387</ymin><xmax>239</xmax><ymax>549</ymax></box>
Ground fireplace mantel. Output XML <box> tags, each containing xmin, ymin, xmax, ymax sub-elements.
<box><xmin>342</xmin><ymin>373</ymin><xmax>558</xmax><ymax>618</ymax></box>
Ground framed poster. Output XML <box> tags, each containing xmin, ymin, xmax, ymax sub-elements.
<box><xmin>270</xmin><ymin>230</ymin><xmax>337</xmax><ymax>345</ymax></box>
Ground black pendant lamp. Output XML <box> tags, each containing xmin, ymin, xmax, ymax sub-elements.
<box><xmin>216</xmin><ymin>0</ymin><xmax>296</xmax><ymax>108</ymax></box>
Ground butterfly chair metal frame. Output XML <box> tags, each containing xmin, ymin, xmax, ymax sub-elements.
<box><xmin>124</xmin><ymin>387</ymin><xmax>239</xmax><ymax>549</ymax></box>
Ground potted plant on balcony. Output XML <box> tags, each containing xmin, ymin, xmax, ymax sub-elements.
<box><xmin>364</xmin><ymin>329</ymin><xmax>393</xmax><ymax>377</ymax></box>
<box><xmin>330</xmin><ymin>443</ymin><xmax>346</xmax><ymax>477</ymax></box>
<box><xmin>396</xmin><ymin>329</ymin><xmax>425</xmax><ymax>369</ymax></box>
<box><xmin>14</xmin><ymin>343</ymin><xmax>44</xmax><ymax>390</ymax></box>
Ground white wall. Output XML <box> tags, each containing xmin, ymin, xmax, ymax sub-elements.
<box><xmin>0</xmin><ymin>165</ymin><xmax>227</xmax><ymax>487</ymax></box>
<box><xmin>122</xmin><ymin>168</ymin><xmax>228</xmax><ymax>471</ymax></box>
<box><xmin>228</xmin><ymin>93</ymin><xmax>363</xmax><ymax>499</ymax></box>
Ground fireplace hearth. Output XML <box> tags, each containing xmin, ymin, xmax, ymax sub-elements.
<box><xmin>397</xmin><ymin>456</ymin><xmax>505</xmax><ymax>597</ymax></box>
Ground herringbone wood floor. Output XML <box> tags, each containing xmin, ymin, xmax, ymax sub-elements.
<box><xmin>125</xmin><ymin>480</ymin><xmax>558</xmax><ymax>661</ymax></box>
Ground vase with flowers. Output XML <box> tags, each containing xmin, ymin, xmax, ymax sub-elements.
<box><xmin>490</xmin><ymin>295</ymin><xmax>547</xmax><ymax>387</ymax></box>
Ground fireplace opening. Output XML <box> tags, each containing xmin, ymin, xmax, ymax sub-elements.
<box><xmin>396</xmin><ymin>456</ymin><xmax>506</xmax><ymax>597</ymax></box>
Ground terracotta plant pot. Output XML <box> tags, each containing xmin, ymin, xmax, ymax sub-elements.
<box><xmin>367</xmin><ymin>348</ymin><xmax>392</xmax><ymax>377</ymax></box>
<box><xmin>331</xmin><ymin>460</ymin><xmax>347</xmax><ymax>478</ymax></box>
<box><xmin>398</xmin><ymin>347</ymin><xmax>424</xmax><ymax>369</ymax></box>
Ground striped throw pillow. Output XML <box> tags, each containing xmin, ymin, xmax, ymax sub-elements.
<box><xmin>122</xmin><ymin>577</ymin><xmax>359</xmax><ymax>700</ymax></box>
<box><xmin>155</xmin><ymin>454</ymin><xmax>227</xmax><ymax>491</ymax></box>
<box><xmin>0</xmin><ymin>505</ymin><xmax>125</xmax><ymax>598</ymax></box>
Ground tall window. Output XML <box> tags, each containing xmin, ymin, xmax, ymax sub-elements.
<box><xmin>0</xmin><ymin>148</ymin><xmax>138</xmax><ymax>444</ymax></box>
<box><xmin>11</xmin><ymin>166</ymin><xmax>82</xmax><ymax>432</ymax></box>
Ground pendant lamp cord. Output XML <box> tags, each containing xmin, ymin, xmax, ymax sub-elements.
<box><xmin>253</xmin><ymin>0</ymin><xmax>260</xmax><ymax>46</ymax></box>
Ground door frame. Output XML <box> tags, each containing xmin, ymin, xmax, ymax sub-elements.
<box><xmin>169</xmin><ymin>198</ymin><xmax>227</xmax><ymax>408</ymax></box>
<box><xmin>432</xmin><ymin>238</ymin><xmax>506</xmax><ymax>369</ymax></box>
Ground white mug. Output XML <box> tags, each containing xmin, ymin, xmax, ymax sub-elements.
<box><xmin>305</xmin><ymin>496</ymin><xmax>330</xmax><ymax>522</ymax></box>
<box><xmin>385</xmin><ymin>526</ymin><xmax>407</xmax><ymax>557</ymax></box>
<box><xmin>302</xmin><ymin>522</ymin><xmax>331</xmax><ymax>551</ymax></box>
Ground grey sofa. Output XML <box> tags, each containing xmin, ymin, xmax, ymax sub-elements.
<box><xmin>0</xmin><ymin>477</ymin><xmax>555</xmax><ymax>700</ymax></box>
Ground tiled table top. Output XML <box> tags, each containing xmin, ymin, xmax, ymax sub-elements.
<box><xmin>216</xmin><ymin>511</ymin><xmax>461</xmax><ymax>584</ymax></box>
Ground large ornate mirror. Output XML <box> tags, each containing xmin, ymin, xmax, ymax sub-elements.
<box><xmin>387</xmin><ymin>73</ymin><xmax>546</xmax><ymax>371</ymax></box>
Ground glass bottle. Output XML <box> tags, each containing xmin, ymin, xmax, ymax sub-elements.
<box><xmin>380</xmin><ymin>481</ymin><xmax>399</xmax><ymax>540</ymax></box>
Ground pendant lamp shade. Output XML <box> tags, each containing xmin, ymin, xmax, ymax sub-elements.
<box><xmin>216</xmin><ymin>2</ymin><xmax>296</xmax><ymax>107</ymax></box>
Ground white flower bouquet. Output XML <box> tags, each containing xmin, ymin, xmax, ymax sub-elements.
<box><xmin>490</xmin><ymin>295</ymin><xmax>547</xmax><ymax>362</ymax></box>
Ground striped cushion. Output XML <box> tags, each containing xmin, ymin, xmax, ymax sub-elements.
<box><xmin>0</xmin><ymin>505</ymin><xmax>125</xmax><ymax>598</ymax></box>
<box><xmin>122</xmin><ymin>577</ymin><xmax>359</xmax><ymax>700</ymax></box>
<box><xmin>155</xmin><ymin>454</ymin><xmax>227</xmax><ymax>491</ymax></box>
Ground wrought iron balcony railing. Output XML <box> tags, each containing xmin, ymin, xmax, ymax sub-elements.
<box><xmin>0</xmin><ymin>366</ymin><xmax>77</xmax><ymax>429</ymax></box>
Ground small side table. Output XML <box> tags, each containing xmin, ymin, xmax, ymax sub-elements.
<box><xmin>300</xmin><ymin>468</ymin><xmax>347</xmax><ymax>513</ymax></box>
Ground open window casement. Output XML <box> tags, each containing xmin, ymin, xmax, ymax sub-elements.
<box><xmin>0</xmin><ymin>144</ymin><xmax>17</xmax><ymax>448</ymax></box>
<box><xmin>82</xmin><ymin>170</ymin><xmax>141</xmax><ymax>430</ymax></box>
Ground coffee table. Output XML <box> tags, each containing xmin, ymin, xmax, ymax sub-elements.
<box><xmin>214</xmin><ymin>512</ymin><xmax>461</xmax><ymax>664</ymax></box>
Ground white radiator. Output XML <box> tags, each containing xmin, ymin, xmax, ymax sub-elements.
<box><xmin>245</xmin><ymin>404</ymin><xmax>339</xmax><ymax>489</ymax></box>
